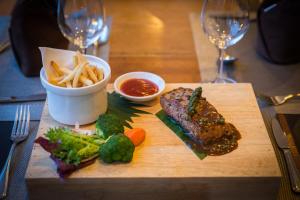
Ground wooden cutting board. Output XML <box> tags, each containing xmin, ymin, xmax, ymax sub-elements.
<box><xmin>26</xmin><ymin>83</ymin><xmax>281</xmax><ymax>200</ymax></box>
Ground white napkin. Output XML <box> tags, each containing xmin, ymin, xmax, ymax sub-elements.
<box><xmin>39</xmin><ymin>47</ymin><xmax>79</xmax><ymax>71</ymax></box>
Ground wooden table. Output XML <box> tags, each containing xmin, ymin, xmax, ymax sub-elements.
<box><xmin>0</xmin><ymin>0</ymin><xmax>201</xmax><ymax>82</ymax></box>
<box><xmin>0</xmin><ymin>1</ymin><xmax>288</xmax><ymax>199</ymax></box>
<box><xmin>101</xmin><ymin>0</ymin><xmax>201</xmax><ymax>82</ymax></box>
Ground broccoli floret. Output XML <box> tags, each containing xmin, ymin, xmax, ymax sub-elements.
<box><xmin>96</xmin><ymin>114</ymin><xmax>124</xmax><ymax>139</ymax></box>
<box><xmin>99</xmin><ymin>134</ymin><xmax>135</xmax><ymax>163</ymax></box>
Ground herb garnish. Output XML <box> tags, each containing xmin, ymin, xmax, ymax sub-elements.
<box><xmin>187</xmin><ymin>87</ymin><xmax>202</xmax><ymax>119</ymax></box>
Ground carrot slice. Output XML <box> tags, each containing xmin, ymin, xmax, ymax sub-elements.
<box><xmin>124</xmin><ymin>128</ymin><xmax>146</xmax><ymax>146</ymax></box>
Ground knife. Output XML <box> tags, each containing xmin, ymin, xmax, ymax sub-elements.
<box><xmin>272</xmin><ymin>118</ymin><xmax>300</xmax><ymax>193</ymax></box>
<box><xmin>0</xmin><ymin>93</ymin><xmax>47</xmax><ymax>104</ymax></box>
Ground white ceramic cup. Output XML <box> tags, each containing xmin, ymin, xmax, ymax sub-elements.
<box><xmin>114</xmin><ymin>72</ymin><xmax>165</xmax><ymax>102</ymax></box>
<box><xmin>40</xmin><ymin>55</ymin><xmax>111</xmax><ymax>125</ymax></box>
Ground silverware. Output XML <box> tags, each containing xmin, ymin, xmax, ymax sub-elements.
<box><xmin>0</xmin><ymin>105</ymin><xmax>30</xmax><ymax>198</ymax></box>
<box><xmin>0</xmin><ymin>41</ymin><xmax>10</xmax><ymax>54</ymax></box>
<box><xmin>259</xmin><ymin>93</ymin><xmax>300</xmax><ymax>106</ymax></box>
<box><xmin>0</xmin><ymin>93</ymin><xmax>47</xmax><ymax>104</ymax></box>
<box><xmin>272</xmin><ymin>118</ymin><xmax>300</xmax><ymax>193</ymax></box>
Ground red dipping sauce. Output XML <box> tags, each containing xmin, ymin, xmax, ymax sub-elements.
<box><xmin>120</xmin><ymin>78</ymin><xmax>159</xmax><ymax>97</ymax></box>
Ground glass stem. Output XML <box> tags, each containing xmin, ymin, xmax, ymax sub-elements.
<box><xmin>218</xmin><ymin>49</ymin><xmax>225</xmax><ymax>79</ymax></box>
<box><xmin>80</xmin><ymin>48</ymin><xmax>87</xmax><ymax>54</ymax></box>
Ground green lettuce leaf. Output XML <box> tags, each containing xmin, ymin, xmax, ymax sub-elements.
<box><xmin>45</xmin><ymin>128</ymin><xmax>103</xmax><ymax>165</ymax></box>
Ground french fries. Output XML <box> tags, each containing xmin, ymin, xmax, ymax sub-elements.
<box><xmin>50</xmin><ymin>61</ymin><xmax>64</xmax><ymax>76</ymax></box>
<box><xmin>82</xmin><ymin>66</ymin><xmax>88</xmax><ymax>77</ymax></box>
<box><xmin>85</xmin><ymin>65</ymin><xmax>98</xmax><ymax>83</ymax></box>
<box><xmin>72</xmin><ymin>62</ymin><xmax>86</xmax><ymax>88</ymax></box>
<box><xmin>95</xmin><ymin>67</ymin><xmax>104</xmax><ymax>80</ymax></box>
<box><xmin>45</xmin><ymin>52</ymin><xmax>104</xmax><ymax>88</ymax></box>
<box><xmin>73</xmin><ymin>56</ymin><xmax>78</xmax><ymax>68</ymax></box>
<box><xmin>79</xmin><ymin>75</ymin><xmax>93</xmax><ymax>86</ymax></box>
<box><xmin>66</xmin><ymin>81</ymin><xmax>72</xmax><ymax>88</ymax></box>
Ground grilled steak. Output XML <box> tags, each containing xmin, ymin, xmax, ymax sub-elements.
<box><xmin>160</xmin><ymin>87</ymin><xmax>241</xmax><ymax>155</ymax></box>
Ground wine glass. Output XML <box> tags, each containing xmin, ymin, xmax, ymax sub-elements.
<box><xmin>201</xmin><ymin>0</ymin><xmax>250</xmax><ymax>83</ymax></box>
<box><xmin>57</xmin><ymin>0</ymin><xmax>105</xmax><ymax>54</ymax></box>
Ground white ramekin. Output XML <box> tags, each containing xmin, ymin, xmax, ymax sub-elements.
<box><xmin>40</xmin><ymin>55</ymin><xmax>111</xmax><ymax>125</ymax></box>
<box><xmin>114</xmin><ymin>72</ymin><xmax>165</xmax><ymax>102</ymax></box>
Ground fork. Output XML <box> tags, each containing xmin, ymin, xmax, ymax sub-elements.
<box><xmin>258</xmin><ymin>93</ymin><xmax>300</xmax><ymax>106</ymax></box>
<box><xmin>0</xmin><ymin>105</ymin><xmax>30</xmax><ymax>199</ymax></box>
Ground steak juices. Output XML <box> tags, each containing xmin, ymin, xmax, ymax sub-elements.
<box><xmin>160</xmin><ymin>87</ymin><xmax>241</xmax><ymax>155</ymax></box>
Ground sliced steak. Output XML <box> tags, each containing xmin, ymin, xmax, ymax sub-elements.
<box><xmin>160</xmin><ymin>87</ymin><xmax>241</xmax><ymax>155</ymax></box>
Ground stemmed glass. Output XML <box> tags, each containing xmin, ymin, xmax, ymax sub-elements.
<box><xmin>201</xmin><ymin>0</ymin><xmax>250</xmax><ymax>83</ymax></box>
<box><xmin>57</xmin><ymin>0</ymin><xmax>105</xmax><ymax>54</ymax></box>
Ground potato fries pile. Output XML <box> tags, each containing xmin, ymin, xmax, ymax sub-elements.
<box><xmin>45</xmin><ymin>52</ymin><xmax>104</xmax><ymax>88</ymax></box>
